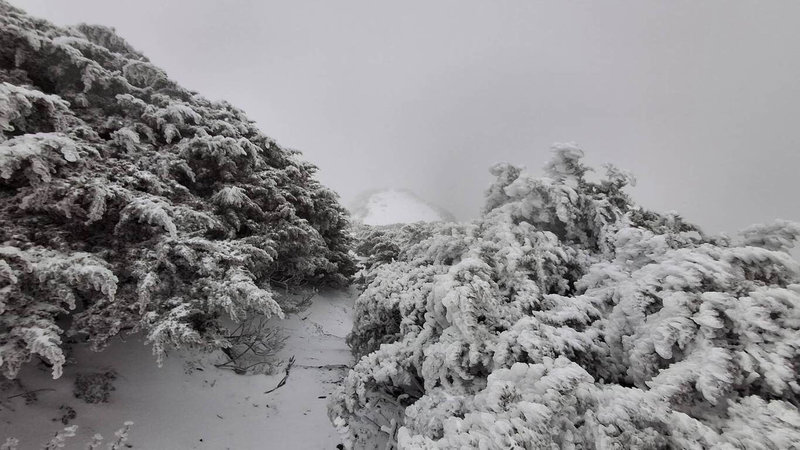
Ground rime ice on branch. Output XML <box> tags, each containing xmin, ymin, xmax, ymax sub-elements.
<box><xmin>332</xmin><ymin>144</ymin><xmax>800</xmax><ymax>449</ymax></box>
<box><xmin>0</xmin><ymin>1</ymin><xmax>354</xmax><ymax>379</ymax></box>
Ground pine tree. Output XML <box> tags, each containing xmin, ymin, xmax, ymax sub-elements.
<box><xmin>0</xmin><ymin>2</ymin><xmax>354</xmax><ymax>379</ymax></box>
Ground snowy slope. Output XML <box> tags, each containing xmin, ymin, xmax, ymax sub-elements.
<box><xmin>350</xmin><ymin>189</ymin><xmax>454</xmax><ymax>226</ymax></box>
<box><xmin>0</xmin><ymin>289</ymin><xmax>355</xmax><ymax>449</ymax></box>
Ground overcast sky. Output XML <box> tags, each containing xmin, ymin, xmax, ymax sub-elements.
<box><xmin>12</xmin><ymin>0</ymin><xmax>800</xmax><ymax>234</ymax></box>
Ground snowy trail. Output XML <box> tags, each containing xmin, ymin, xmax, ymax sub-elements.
<box><xmin>258</xmin><ymin>288</ymin><xmax>355</xmax><ymax>449</ymax></box>
<box><xmin>0</xmin><ymin>289</ymin><xmax>356</xmax><ymax>449</ymax></box>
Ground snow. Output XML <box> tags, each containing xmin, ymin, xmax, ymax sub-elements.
<box><xmin>0</xmin><ymin>289</ymin><xmax>356</xmax><ymax>449</ymax></box>
<box><xmin>350</xmin><ymin>189</ymin><xmax>454</xmax><ymax>226</ymax></box>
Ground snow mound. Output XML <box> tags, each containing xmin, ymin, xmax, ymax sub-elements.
<box><xmin>350</xmin><ymin>189</ymin><xmax>454</xmax><ymax>226</ymax></box>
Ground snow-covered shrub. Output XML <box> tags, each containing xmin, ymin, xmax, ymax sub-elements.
<box><xmin>42</xmin><ymin>425</ymin><xmax>78</xmax><ymax>450</ymax></box>
<box><xmin>215</xmin><ymin>317</ymin><xmax>286</xmax><ymax>375</ymax></box>
<box><xmin>0</xmin><ymin>2</ymin><xmax>354</xmax><ymax>379</ymax></box>
<box><xmin>58</xmin><ymin>404</ymin><xmax>77</xmax><ymax>425</ymax></box>
<box><xmin>73</xmin><ymin>370</ymin><xmax>116</xmax><ymax>403</ymax></box>
<box><xmin>331</xmin><ymin>143</ymin><xmax>800</xmax><ymax>449</ymax></box>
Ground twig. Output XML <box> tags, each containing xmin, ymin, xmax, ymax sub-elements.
<box><xmin>264</xmin><ymin>356</ymin><xmax>295</xmax><ymax>394</ymax></box>
<box><xmin>7</xmin><ymin>388</ymin><xmax>55</xmax><ymax>400</ymax></box>
<box><xmin>309</xmin><ymin>321</ymin><xmax>346</xmax><ymax>339</ymax></box>
<box><xmin>294</xmin><ymin>363</ymin><xmax>351</xmax><ymax>370</ymax></box>
<box><xmin>215</xmin><ymin>318</ymin><xmax>286</xmax><ymax>374</ymax></box>
<box><xmin>382</xmin><ymin>419</ymin><xmax>399</xmax><ymax>450</ymax></box>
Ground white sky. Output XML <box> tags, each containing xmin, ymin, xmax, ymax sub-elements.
<box><xmin>12</xmin><ymin>0</ymin><xmax>800</xmax><ymax>234</ymax></box>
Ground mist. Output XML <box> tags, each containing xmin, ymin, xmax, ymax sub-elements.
<box><xmin>13</xmin><ymin>0</ymin><xmax>800</xmax><ymax>234</ymax></box>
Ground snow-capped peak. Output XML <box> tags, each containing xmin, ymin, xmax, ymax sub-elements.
<box><xmin>350</xmin><ymin>189</ymin><xmax>454</xmax><ymax>226</ymax></box>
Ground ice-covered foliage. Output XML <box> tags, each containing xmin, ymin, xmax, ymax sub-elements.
<box><xmin>0</xmin><ymin>2</ymin><xmax>354</xmax><ymax>379</ymax></box>
<box><xmin>332</xmin><ymin>143</ymin><xmax>800</xmax><ymax>449</ymax></box>
<box><xmin>3</xmin><ymin>421</ymin><xmax>133</xmax><ymax>449</ymax></box>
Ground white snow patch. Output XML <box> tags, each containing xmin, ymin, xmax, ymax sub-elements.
<box><xmin>0</xmin><ymin>289</ymin><xmax>356</xmax><ymax>449</ymax></box>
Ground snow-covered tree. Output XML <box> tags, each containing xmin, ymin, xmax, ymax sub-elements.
<box><xmin>0</xmin><ymin>2</ymin><xmax>354</xmax><ymax>379</ymax></box>
<box><xmin>332</xmin><ymin>143</ymin><xmax>800</xmax><ymax>449</ymax></box>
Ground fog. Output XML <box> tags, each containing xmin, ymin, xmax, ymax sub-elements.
<box><xmin>13</xmin><ymin>0</ymin><xmax>800</xmax><ymax>234</ymax></box>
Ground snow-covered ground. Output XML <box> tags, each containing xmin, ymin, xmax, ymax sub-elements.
<box><xmin>350</xmin><ymin>189</ymin><xmax>454</xmax><ymax>226</ymax></box>
<box><xmin>0</xmin><ymin>289</ymin><xmax>355</xmax><ymax>449</ymax></box>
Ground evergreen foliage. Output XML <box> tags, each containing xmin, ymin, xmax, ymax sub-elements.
<box><xmin>332</xmin><ymin>144</ymin><xmax>800</xmax><ymax>449</ymax></box>
<box><xmin>0</xmin><ymin>2</ymin><xmax>354</xmax><ymax>379</ymax></box>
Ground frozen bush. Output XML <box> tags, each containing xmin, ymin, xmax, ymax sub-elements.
<box><xmin>331</xmin><ymin>145</ymin><xmax>800</xmax><ymax>449</ymax></box>
<box><xmin>3</xmin><ymin>421</ymin><xmax>133</xmax><ymax>449</ymax></box>
<box><xmin>0</xmin><ymin>1</ymin><xmax>355</xmax><ymax>379</ymax></box>
<box><xmin>215</xmin><ymin>318</ymin><xmax>286</xmax><ymax>375</ymax></box>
